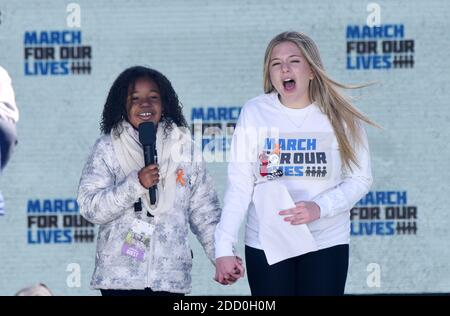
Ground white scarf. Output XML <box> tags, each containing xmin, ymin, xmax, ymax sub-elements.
<box><xmin>111</xmin><ymin>120</ymin><xmax>190</xmax><ymax>216</ymax></box>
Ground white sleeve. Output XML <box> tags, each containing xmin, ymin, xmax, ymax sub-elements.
<box><xmin>0</xmin><ymin>66</ymin><xmax>19</xmax><ymax>122</ymax></box>
<box><xmin>77</xmin><ymin>138</ymin><xmax>148</xmax><ymax>225</ymax></box>
<box><xmin>313</xmin><ymin>125</ymin><xmax>373</xmax><ymax>218</ymax></box>
<box><xmin>214</xmin><ymin>106</ymin><xmax>256</xmax><ymax>258</ymax></box>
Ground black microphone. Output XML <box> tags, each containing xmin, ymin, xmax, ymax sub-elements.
<box><xmin>138</xmin><ymin>122</ymin><xmax>157</xmax><ymax>205</ymax></box>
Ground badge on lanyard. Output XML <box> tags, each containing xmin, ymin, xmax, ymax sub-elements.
<box><xmin>259</xmin><ymin>143</ymin><xmax>283</xmax><ymax>180</ymax></box>
<box><xmin>121</xmin><ymin>218</ymin><xmax>155</xmax><ymax>262</ymax></box>
<box><xmin>259</xmin><ymin>152</ymin><xmax>269</xmax><ymax>177</ymax></box>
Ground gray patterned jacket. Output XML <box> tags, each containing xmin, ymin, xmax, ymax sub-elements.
<box><xmin>77</xmin><ymin>135</ymin><xmax>221</xmax><ymax>293</ymax></box>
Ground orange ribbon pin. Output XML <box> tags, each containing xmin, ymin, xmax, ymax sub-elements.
<box><xmin>176</xmin><ymin>169</ymin><xmax>186</xmax><ymax>186</ymax></box>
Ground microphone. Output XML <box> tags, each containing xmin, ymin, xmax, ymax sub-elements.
<box><xmin>138</xmin><ymin>122</ymin><xmax>157</xmax><ymax>205</ymax></box>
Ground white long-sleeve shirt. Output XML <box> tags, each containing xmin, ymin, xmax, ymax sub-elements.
<box><xmin>215</xmin><ymin>92</ymin><xmax>373</xmax><ymax>258</ymax></box>
<box><xmin>0</xmin><ymin>66</ymin><xmax>19</xmax><ymax>123</ymax></box>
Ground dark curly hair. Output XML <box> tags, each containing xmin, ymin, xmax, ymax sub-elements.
<box><xmin>100</xmin><ymin>66</ymin><xmax>188</xmax><ymax>135</ymax></box>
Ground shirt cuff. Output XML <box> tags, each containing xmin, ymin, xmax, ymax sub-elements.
<box><xmin>215</xmin><ymin>243</ymin><xmax>235</xmax><ymax>258</ymax></box>
<box><xmin>313</xmin><ymin>194</ymin><xmax>333</xmax><ymax>218</ymax></box>
<box><xmin>214</xmin><ymin>230</ymin><xmax>235</xmax><ymax>258</ymax></box>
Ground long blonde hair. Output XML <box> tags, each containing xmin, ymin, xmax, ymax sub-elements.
<box><xmin>263</xmin><ymin>31</ymin><xmax>378</xmax><ymax>171</ymax></box>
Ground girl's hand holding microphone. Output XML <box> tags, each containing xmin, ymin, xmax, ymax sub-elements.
<box><xmin>138</xmin><ymin>164</ymin><xmax>159</xmax><ymax>188</ymax></box>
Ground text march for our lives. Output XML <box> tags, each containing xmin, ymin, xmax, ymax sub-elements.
<box><xmin>346</xmin><ymin>24</ymin><xmax>415</xmax><ymax>70</ymax></box>
<box><xmin>351</xmin><ymin>191</ymin><xmax>418</xmax><ymax>236</ymax></box>
<box><xmin>27</xmin><ymin>199</ymin><xmax>95</xmax><ymax>244</ymax></box>
<box><xmin>24</xmin><ymin>30</ymin><xmax>92</xmax><ymax>76</ymax></box>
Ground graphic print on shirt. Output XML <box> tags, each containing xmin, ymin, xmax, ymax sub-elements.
<box><xmin>261</xmin><ymin>132</ymin><xmax>335</xmax><ymax>180</ymax></box>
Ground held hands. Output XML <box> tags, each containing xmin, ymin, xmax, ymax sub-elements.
<box><xmin>138</xmin><ymin>164</ymin><xmax>160</xmax><ymax>189</ymax></box>
<box><xmin>279</xmin><ymin>201</ymin><xmax>321</xmax><ymax>225</ymax></box>
<box><xmin>214</xmin><ymin>256</ymin><xmax>245</xmax><ymax>285</ymax></box>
